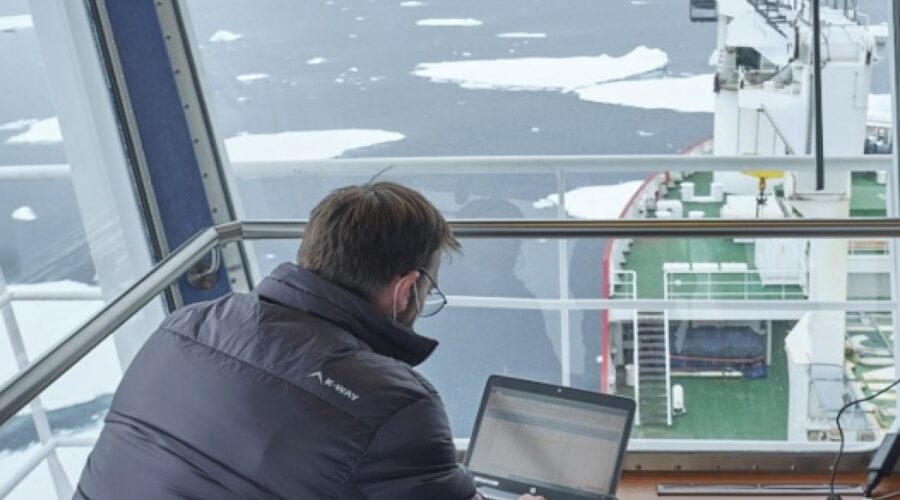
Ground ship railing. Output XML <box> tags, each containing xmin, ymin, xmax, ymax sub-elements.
<box><xmin>820</xmin><ymin>0</ymin><xmax>858</xmax><ymax>20</ymax></box>
<box><xmin>0</xmin><ymin>437</ymin><xmax>94</xmax><ymax>499</ymax></box>
<box><xmin>0</xmin><ymin>278</ymin><xmax>105</xmax><ymax>499</ymax></box>
<box><xmin>747</xmin><ymin>0</ymin><xmax>793</xmax><ymax>35</ymax></box>
<box><xmin>806</xmin><ymin>363</ymin><xmax>875</xmax><ymax>441</ymax></box>
<box><xmin>1</xmin><ymin>219</ymin><xmax>900</xmax><ymax>499</ymax></box>
<box><xmin>664</xmin><ymin>268</ymin><xmax>809</xmax><ymax>301</ymax></box>
<box><xmin>610</xmin><ymin>270</ymin><xmax>638</xmax><ymax>299</ymax></box>
<box><xmin>799</xmin><ymin>250</ymin><xmax>811</xmax><ymax>295</ymax></box>
<box><xmin>0</xmin><ymin>154</ymin><xmax>899</xmax><ymax>498</ymax></box>
<box><xmin>849</xmin><ymin>239</ymin><xmax>890</xmax><ymax>255</ymax></box>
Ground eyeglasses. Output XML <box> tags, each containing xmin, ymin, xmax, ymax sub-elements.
<box><xmin>415</xmin><ymin>268</ymin><xmax>447</xmax><ymax>318</ymax></box>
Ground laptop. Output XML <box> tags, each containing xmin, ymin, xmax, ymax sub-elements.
<box><xmin>465</xmin><ymin>376</ymin><xmax>635</xmax><ymax>500</ymax></box>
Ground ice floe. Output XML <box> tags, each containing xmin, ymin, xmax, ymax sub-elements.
<box><xmin>0</xmin><ymin>283</ymin><xmax>116</xmax><ymax>407</ymax></box>
<box><xmin>496</xmin><ymin>32</ymin><xmax>546</xmax><ymax>39</ymax></box>
<box><xmin>400</xmin><ymin>0</ymin><xmax>425</xmax><ymax>6</ymax></box>
<box><xmin>534</xmin><ymin>181</ymin><xmax>645</xmax><ymax>219</ymax></box>
<box><xmin>236</xmin><ymin>73</ymin><xmax>270</xmax><ymax>83</ymax></box>
<box><xmin>224</xmin><ymin>129</ymin><xmax>405</xmax><ymax>163</ymax></box>
<box><xmin>5</xmin><ymin>118</ymin><xmax>62</xmax><ymax>144</ymax></box>
<box><xmin>0</xmin><ymin>119</ymin><xmax>38</xmax><ymax>131</ymax></box>
<box><xmin>209</xmin><ymin>30</ymin><xmax>242</xmax><ymax>43</ymax></box>
<box><xmin>307</xmin><ymin>57</ymin><xmax>327</xmax><ymax>65</ymax></box>
<box><xmin>413</xmin><ymin>46</ymin><xmax>667</xmax><ymax>92</ymax></box>
<box><xmin>11</xmin><ymin>206</ymin><xmax>36</xmax><ymax>221</ymax></box>
<box><xmin>0</xmin><ymin>15</ymin><xmax>33</xmax><ymax>32</ymax></box>
<box><xmin>416</xmin><ymin>18</ymin><xmax>482</xmax><ymax>27</ymax></box>
<box><xmin>576</xmin><ymin>73</ymin><xmax>715</xmax><ymax>113</ymax></box>
<box><xmin>0</xmin><ymin>428</ymin><xmax>100</xmax><ymax>500</ymax></box>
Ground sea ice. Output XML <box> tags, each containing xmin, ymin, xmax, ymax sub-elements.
<box><xmin>0</xmin><ymin>283</ymin><xmax>118</xmax><ymax>408</ymax></box>
<box><xmin>236</xmin><ymin>73</ymin><xmax>270</xmax><ymax>83</ymax></box>
<box><xmin>224</xmin><ymin>129</ymin><xmax>405</xmax><ymax>163</ymax></box>
<box><xmin>576</xmin><ymin>73</ymin><xmax>715</xmax><ymax>113</ymax></box>
<box><xmin>5</xmin><ymin>118</ymin><xmax>62</xmax><ymax>145</ymax></box>
<box><xmin>0</xmin><ymin>428</ymin><xmax>100</xmax><ymax>500</ymax></box>
<box><xmin>534</xmin><ymin>181</ymin><xmax>645</xmax><ymax>219</ymax></box>
<box><xmin>0</xmin><ymin>119</ymin><xmax>38</xmax><ymax>131</ymax></box>
<box><xmin>416</xmin><ymin>18</ymin><xmax>483</xmax><ymax>27</ymax></box>
<box><xmin>208</xmin><ymin>30</ymin><xmax>242</xmax><ymax>43</ymax></box>
<box><xmin>0</xmin><ymin>15</ymin><xmax>33</xmax><ymax>32</ymax></box>
<box><xmin>496</xmin><ymin>33</ymin><xmax>546</xmax><ymax>39</ymax></box>
<box><xmin>11</xmin><ymin>206</ymin><xmax>36</xmax><ymax>221</ymax></box>
<box><xmin>413</xmin><ymin>46</ymin><xmax>667</xmax><ymax>92</ymax></box>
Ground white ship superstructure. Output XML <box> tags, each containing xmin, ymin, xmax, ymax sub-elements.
<box><xmin>609</xmin><ymin>0</ymin><xmax>893</xmax><ymax>441</ymax></box>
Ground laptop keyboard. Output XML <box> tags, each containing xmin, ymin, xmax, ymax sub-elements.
<box><xmin>478</xmin><ymin>487</ymin><xmax>523</xmax><ymax>500</ymax></box>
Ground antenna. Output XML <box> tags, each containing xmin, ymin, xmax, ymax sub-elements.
<box><xmin>811</xmin><ymin>0</ymin><xmax>825</xmax><ymax>190</ymax></box>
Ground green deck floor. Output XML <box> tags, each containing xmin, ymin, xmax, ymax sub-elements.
<box><xmin>622</xmin><ymin>238</ymin><xmax>752</xmax><ymax>299</ymax></box>
<box><xmin>621</xmin><ymin>173</ymin><xmax>804</xmax><ymax>299</ymax></box>
<box><xmin>611</xmin><ymin>172</ymin><xmax>889</xmax><ymax>439</ymax></box>
<box><xmin>621</xmin><ymin>322</ymin><xmax>790</xmax><ymax>440</ymax></box>
<box><xmin>850</xmin><ymin>172</ymin><xmax>887</xmax><ymax>218</ymax></box>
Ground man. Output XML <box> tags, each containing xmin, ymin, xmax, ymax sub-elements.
<box><xmin>75</xmin><ymin>182</ymin><xmax>542</xmax><ymax>499</ymax></box>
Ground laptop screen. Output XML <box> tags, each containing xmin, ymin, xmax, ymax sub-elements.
<box><xmin>467</xmin><ymin>385</ymin><xmax>631</xmax><ymax>496</ymax></box>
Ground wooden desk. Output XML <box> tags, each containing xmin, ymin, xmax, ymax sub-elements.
<box><xmin>618</xmin><ymin>472</ymin><xmax>900</xmax><ymax>499</ymax></box>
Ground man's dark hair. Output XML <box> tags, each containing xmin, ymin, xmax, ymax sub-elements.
<box><xmin>298</xmin><ymin>182</ymin><xmax>460</xmax><ymax>299</ymax></box>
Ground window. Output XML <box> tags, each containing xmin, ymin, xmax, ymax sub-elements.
<box><xmin>0</xmin><ymin>2</ymin><xmax>164</xmax><ymax>497</ymax></box>
<box><xmin>177</xmin><ymin>0</ymin><xmax>899</xmax><ymax>448</ymax></box>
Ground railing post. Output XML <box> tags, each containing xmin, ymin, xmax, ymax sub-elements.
<box><xmin>556</xmin><ymin>168</ymin><xmax>571</xmax><ymax>387</ymax></box>
<box><xmin>0</xmin><ymin>270</ymin><xmax>73</xmax><ymax>499</ymax></box>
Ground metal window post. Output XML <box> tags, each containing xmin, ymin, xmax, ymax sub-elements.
<box><xmin>556</xmin><ymin>169</ymin><xmax>572</xmax><ymax>387</ymax></box>
<box><xmin>889</xmin><ymin>0</ymin><xmax>900</xmax><ymax>429</ymax></box>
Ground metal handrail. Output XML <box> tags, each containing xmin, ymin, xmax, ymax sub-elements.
<box><xmin>3</xmin><ymin>217</ymin><xmax>900</xmax><ymax>426</ymax></box>
<box><xmin>5</xmin><ymin>155</ymin><xmax>891</xmax><ymax>182</ymax></box>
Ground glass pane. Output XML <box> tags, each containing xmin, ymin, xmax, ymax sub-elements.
<box><xmin>418</xmin><ymin>308</ymin><xmax>561</xmax><ymax>436</ymax></box>
<box><xmin>598</xmin><ymin>234</ymin><xmax>894</xmax><ymax>443</ymax></box>
<box><xmin>181</xmin><ymin>0</ymin><xmax>897</xmax><ymax>450</ymax></box>
<box><xmin>0</xmin><ymin>2</ymin><xmax>165</xmax><ymax>495</ymax></box>
<box><xmin>0</xmin><ymin>0</ymin><xmax>164</xmax><ymax>389</ymax></box>
<box><xmin>412</xmin><ymin>235</ymin><xmax>897</xmax><ymax>443</ymax></box>
<box><xmin>179</xmin><ymin>0</ymin><xmax>895</xmax><ymax>225</ymax></box>
<box><xmin>0</xmin><ymin>296</ymin><xmax>164</xmax><ymax>499</ymax></box>
<box><xmin>182</xmin><ymin>0</ymin><xmax>717</xmax><ymax>158</ymax></box>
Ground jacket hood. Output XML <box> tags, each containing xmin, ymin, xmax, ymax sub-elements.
<box><xmin>255</xmin><ymin>262</ymin><xmax>438</xmax><ymax>366</ymax></box>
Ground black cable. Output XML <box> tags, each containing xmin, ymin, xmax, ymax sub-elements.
<box><xmin>828</xmin><ymin>377</ymin><xmax>900</xmax><ymax>499</ymax></box>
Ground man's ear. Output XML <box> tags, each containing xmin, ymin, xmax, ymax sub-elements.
<box><xmin>393</xmin><ymin>269</ymin><xmax>421</xmax><ymax>311</ymax></box>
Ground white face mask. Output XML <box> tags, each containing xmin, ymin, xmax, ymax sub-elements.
<box><xmin>391</xmin><ymin>278</ymin><xmax>421</xmax><ymax>326</ymax></box>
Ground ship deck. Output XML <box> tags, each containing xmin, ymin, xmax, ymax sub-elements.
<box><xmin>614</xmin><ymin>169</ymin><xmax>894</xmax><ymax>440</ymax></box>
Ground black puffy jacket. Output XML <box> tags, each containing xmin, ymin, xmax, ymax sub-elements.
<box><xmin>75</xmin><ymin>263</ymin><xmax>478</xmax><ymax>500</ymax></box>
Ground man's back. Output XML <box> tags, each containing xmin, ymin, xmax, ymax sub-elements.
<box><xmin>75</xmin><ymin>264</ymin><xmax>477</xmax><ymax>500</ymax></box>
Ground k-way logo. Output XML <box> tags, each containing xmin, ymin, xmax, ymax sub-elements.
<box><xmin>307</xmin><ymin>371</ymin><xmax>360</xmax><ymax>402</ymax></box>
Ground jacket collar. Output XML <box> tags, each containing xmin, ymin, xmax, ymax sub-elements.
<box><xmin>255</xmin><ymin>263</ymin><xmax>438</xmax><ymax>367</ymax></box>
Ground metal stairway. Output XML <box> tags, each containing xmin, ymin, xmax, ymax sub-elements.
<box><xmin>634</xmin><ymin>312</ymin><xmax>672</xmax><ymax>426</ymax></box>
<box><xmin>748</xmin><ymin>0</ymin><xmax>791</xmax><ymax>35</ymax></box>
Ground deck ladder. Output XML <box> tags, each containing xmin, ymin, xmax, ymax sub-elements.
<box><xmin>747</xmin><ymin>0</ymin><xmax>791</xmax><ymax>36</ymax></box>
<box><xmin>634</xmin><ymin>311</ymin><xmax>672</xmax><ymax>426</ymax></box>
